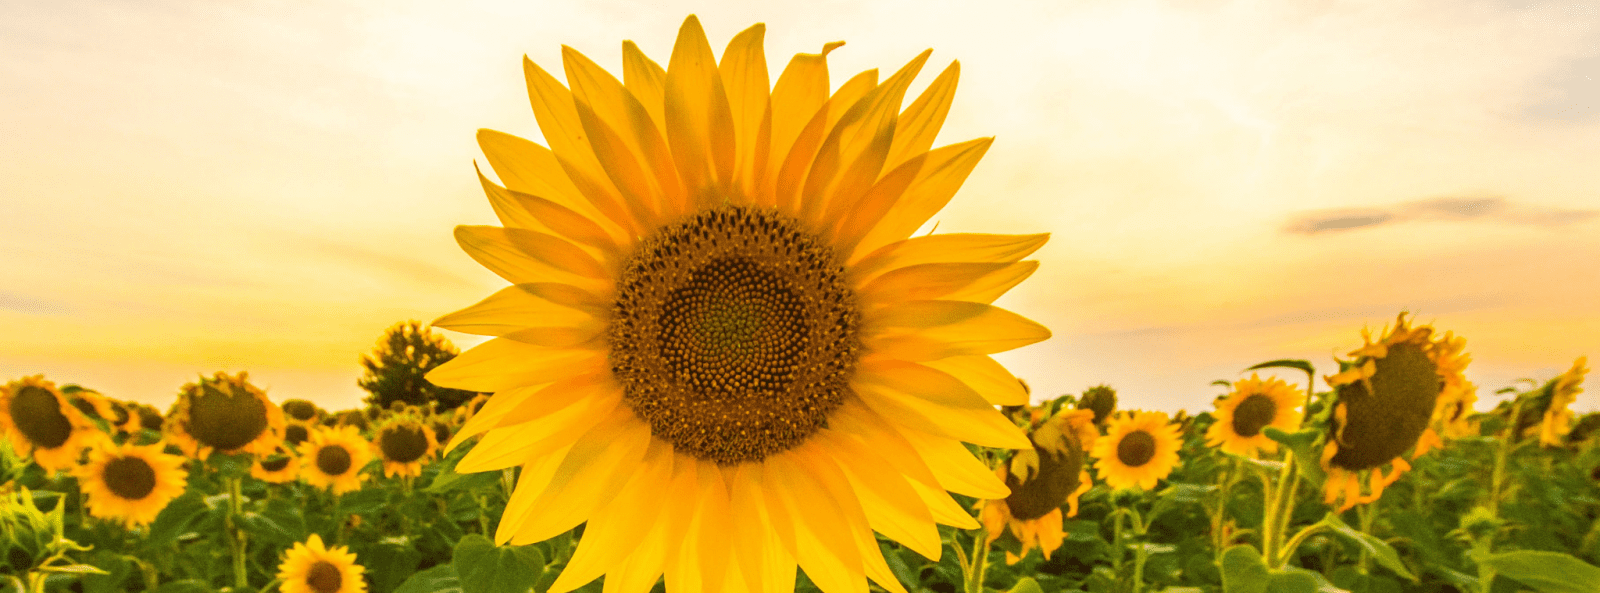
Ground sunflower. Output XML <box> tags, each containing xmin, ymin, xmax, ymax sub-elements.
<box><xmin>62</xmin><ymin>387</ymin><xmax>117</xmax><ymax>432</ymax></box>
<box><xmin>427</xmin><ymin>16</ymin><xmax>1048</xmax><ymax>593</ymax></box>
<box><xmin>105</xmin><ymin>399</ymin><xmax>141</xmax><ymax>435</ymax></box>
<box><xmin>1319</xmin><ymin>313</ymin><xmax>1468</xmax><ymax>512</ymax></box>
<box><xmin>1205</xmin><ymin>374</ymin><xmax>1302</xmax><ymax>458</ymax></box>
<box><xmin>0</xmin><ymin>376</ymin><xmax>100</xmax><ymax>472</ymax></box>
<box><xmin>453</xmin><ymin>393</ymin><xmax>490</xmax><ymax>426</ymax></box>
<box><xmin>334</xmin><ymin>410</ymin><xmax>370</xmax><ymax>433</ymax></box>
<box><xmin>73</xmin><ymin>442</ymin><xmax>188</xmax><ymax>527</ymax></box>
<box><xmin>1534</xmin><ymin>357</ymin><xmax>1588</xmax><ymax>447</ymax></box>
<box><xmin>1077</xmin><ymin>384</ymin><xmax>1117</xmax><ymax>426</ymax></box>
<box><xmin>982</xmin><ymin>409</ymin><xmax>1097</xmax><ymax>564</ymax></box>
<box><xmin>302</xmin><ymin>426</ymin><xmax>371</xmax><ymax>495</ymax></box>
<box><xmin>281</xmin><ymin>399</ymin><xmax>323</xmax><ymax>423</ymax></box>
<box><xmin>277</xmin><ymin>533</ymin><xmax>367</xmax><ymax>593</ymax></box>
<box><xmin>283</xmin><ymin>421</ymin><xmax>313</xmax><ymax>450</ymax></box>
<box><xmin>136</xmin><ymin>404</ymin><xmax>164</xmax><ymax>432</ymax></box>
<box><xmin>1092</xmin><ymin>411</ymin><xmax>1182</xmax><ymax>491</ymax></box>
<box><xmin>253</xmin><ymin>445</ymin><xmax>300</xmax><ymax>483</ymax></box>
<box><xmin>372</xmin><ymin>418</ymin><xmax>438</xmax><ymax>478</ymax></box>
<box><xmin>165</xmin><ymin>372</ymin><xmax>286</xmax><ymax>460</ymax></box>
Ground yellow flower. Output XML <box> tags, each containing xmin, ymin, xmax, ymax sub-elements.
<box><xmin>982</xmin><ymin>409</ymin><xmax>1097</xmax><ymax>564</ymax></box>
<box><xmin>301</xmin><ymin>426</ymin><xmax>371</xmax><ymax>495</ymax></box>
<box><xmin>372</xmin><ymin>418</ymin><xmax>438</xmax><ymax>478</ymax></box>
<box><xmin>277</xmin><ymin>533</ymin><xmax>367</xmax><ymax>593</ymax></box>
<box><xmin>252</xmin><ymin>446</ymin><xmax>299</xmax><ymax>483</ymax></box>
<box><xmin>165</xmin><ymin>372</ymin><xmax>286</xmax><ymax>460</ymax></box>
<box><xmin>1320</xmin><ymin>313</ymin><xmax>1467</xmax><ymax>512</ymax></box>
<box><xmin>284</xmin><ymin>421</ymin><xmax>313</xmax><ymax>450</ymax></box>
<box><xmin>1536</xmin><ymin>357</ymin><xmax>1588</xmax><ymax>447</ymax></box>
<box><xmin>453</xmin><ymin>394</ymin><xmax>490</xmax><ymax>426</ymax></box>
<box><xmin>428</xmin><ymin>15</ymin><xmax>1048</xmax><ymax>593</ymax></box>
<box><xmin>74</xmin><ymin>442</ymin><xmax>188</xmax><ymax>527</ymax></box>
<box><xmin>1091</xmin><ymin>411</ymin><xmax>1182</xmax><ymax>491</ymax></box>
<box><xmin>1205</xmin><ymin>374</ymin><xmax>1302</xmax><ymax>458</ymax></box>
<box><xmin>0</xmin><ymin>376</ymin><xmax>100</xmax><ymax>472</ymax></box>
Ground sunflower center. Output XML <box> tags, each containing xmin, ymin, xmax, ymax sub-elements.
<box><xmin>1005</xmin><ymin>441</ymin><xmax>1087</xmax><ymax>521</ymax></box>
<box><xmin>9</xmin><ymin>386</ymin><xmax>73</xmax><ymax>448</ymax></box>
<box><xmin>1117</xmin><ymin>430</ymin><xmax>1156</xmax><ymax>467</ymax></box>
<box><xmin>432</xmin><ymin>421</ymin><xmax>452</xmax><ymax>444</ymax></box>
<box><xmin>260</xmin><ymin>455</ymin><xmax>292</xmax><ymax>472</ymax></box>
<box><xmin>186</xmin><ymin>383</ymin><xmax>269</xmax><ymax>451</ymax></box>
<box><xmin>1329</xmin><ymin>342</ymin><xmax>1442</xmax><ymax>471</ymax></box>
<box><xmin>316</xmin><ymin>445</ymin><xmax>353</xmax><ymax>476</ymax></box>
<box><xmin>109</xmin><ymin>402</ymin><xmax>130</xmax><ymax>425</ymax></box>
<box><xmin>70</xmin><ymin>397</ymin><xmax>102</xmax><ymax>420</ymax></box>
<box><xmin>282</xmin><ymin>399</ymin><xmax>318</xmax><ymax>422</ymax></box>
<box><xmin>306</xmin><ymin>561</ymin><xmax>343</xmax><ymax>593</ymax></box>
<box><xmin>285</xmin><ymin>423</ymin><xmax>310</xmax><ymax>446</ymax></box>
<box><xmin>1231</xmin><ymin>394</ymin><xmax>1278</xmax><ymax>438</ymax></box>
<box><xmin>102</xmin><ymin>456</ymin><xmax>157</xmax><ymax>500</ymax></box>
<box><xmin>380</xmin><ymin>425</ymin><xmax>429</xmax><ymax>463</ymax></box>
<box><xmin>610</xmin><ymin>205</ymin><xmax>860</xmax><ymax>465</ymax></box>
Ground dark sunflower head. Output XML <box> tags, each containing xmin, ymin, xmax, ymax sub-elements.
<box><xmin>336</xmin><ymin>410</ymin><xmax>369</xmax><ymax>432</ymax></box>
<box><xmin>1324</xmin><ymin>315</ymin><xmax>1454</xmax><ymax>472</ymax></box>
<box><xmin>137</xmin><ymin>405</ymin><xmax>163</xmax><ymax>431</ymax></box>
<box><xmin>181</xmin><ymin>375</ymin><xmax>272</xmax><ymax>452</ymax></box>
<box><xmin>377</xmin><ymin>423</ymin><xmax>431</xmax><ymax>464</ymax></box>
<box><xmin>1078</xmin><ymin>384</ymin><xmax>1117</xmax><ymax>425</ymax></box>
<box><xmin>281</xmin><ymin>399</ymin><xmax>320</xmax><ymax>422</ymax></box>
<box><xmin>7</xmin><ymin>383</ymin><xmax>75</xmax><ymax>450</ymax></box>
<box><xmin>1003</xmin><ymin>415</ymin><xmax>1094</xmax><ymax>520</ymax></box>
<box><xmin>316</xmin><ymin>444</ymin><xmax>354</xmax><ymax>476</ymax></box>
<box><xmin>100</xmin><ymin>456</ymin><xmax>158</xmax><ymax>500</ymax></box>
<box><xmin>284</xmin><ymin>423</ymin><xmax>311</xmax><ymax>447</ymax></box>
<box><xmin>431</xmin><ymin>420</ymin><xmax>451</xmax><ymax>444</ymax></box>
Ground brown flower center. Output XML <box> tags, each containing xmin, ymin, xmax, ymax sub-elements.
<box><xmin>282</xmin><ymin>399</ymin><xmax>319</xmax><ymax>422</ymax></box>
<box><xmin>379</xmin><ymin>425</ymin><xmax>429</xmax><ymax>463</ymax></box>
<box><xmin>1117</xmin><ymin>430</ymin><xmax>1156</xmax><ymax>467</ymax></box>
<box><xmin>1231</xmin><ymin>394</ymin><xmax>1278</xmax><ymax>438</ymax></box>
<box><xmin>260</xmin><ymin>454</ymin><xmax>292</xmax><ymax>472</ymax></box>
<box><xmin>285</xmin><ymin>423</ymin><xmax>310</xmax><ymax>446</ymax></box>
<box><xmin>1005</xmin><ymin>438</ymin><xmax>1088</xmax><ymax>521</ymax></box>
<box><xmin>102</xmin><ymin>456</ymin><xmax>157</xmax><ymax>500</ymax></box>
<box><xmin>185</xmin><ymin>382</ymin><xmax>268</xmax><ymax>451</ymax></box>
<box><xmin>610</xmin><ymin>206</ymin><xmax>859</xmax><ymax>465</ymax></box>
<box><xmin>1329</xmin><ymin>341</ymin><xmax>1442</xmax><ymax>471</ymax></box>
<box><xmin>8</xmin><ymin>386</ymin><xmax>73</xmax><ymax>448</ymax></box>
<box><xmin>306</xmin><ymin>561</ymin><xmax>342</xmax><ymax>593</ymax></box>
<box><xmin>316</xmin><ymin>445</ymin><xmax>353</xmax><ymax>476</ymax></box>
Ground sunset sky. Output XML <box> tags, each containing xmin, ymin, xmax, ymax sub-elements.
<box><xmin>3</xmin><ymin>0</ymin><xmax>1596</xmax><ymax>414</ymax></box>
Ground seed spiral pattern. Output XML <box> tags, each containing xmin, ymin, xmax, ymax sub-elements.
<box><xmin>610</xmin><ymin>206</ymin><xmax>860</xmax><ymax>465</ymax></box>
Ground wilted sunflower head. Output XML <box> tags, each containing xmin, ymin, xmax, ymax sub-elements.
<box><xmin>167</xmin><ymin>372</ymin><xmax>285</xmax><ymax>459</ymax></box>
<box><xmin>1091</xmin><ymin>411</ymin><xmax>1182</xmax><ymax>491</ymax></box>
<box><xmin>73</xmin><ymin>442</ymin><xmax>188</xmax><ymax>527</ymax></box>
<box><xmin>1077</xmin><ymin>384</ymin><xmax>1117</xmax><ymax>425</ymax></box>
<box><xmin>1320</xmin><ymin>313</ymin><xmax>1466</xmax><ymax>511</ymax></box>
<box><xmin>277</xmin><ymin>534</ymin><xmax>367</xmax><ymax>593</ymax></box>
<box><xmin>1205</xmin><ymin>374</ymin><xmax>1302</xmax><ymax>458</ymax></box>
<box><xmin>373</xmin><ymin>419</ymin><xmax>438</xmax><ymax>478</ymax></box>
<box><xmin>302</xmin><ymin>426</ymin><xmax>371</xmax><ymax>495</ymax></box>
<box><xmin>982</xmin><ymin>411</ymin><xmax>1096</xmax><ymax>564</ymax></box>
<box><xmin>281</xmin><ymin>399</ymin><xmax>321</xmax><ymax>423</ymax></box>
<box><xmin>0</xmin><ymin>376</ymin><xmax>97</xmax><ymax>472</ymax></box>
<box><xmin>1529</xmin><ymin>357</ymin><xmax>1588</xmax><ymax>447</ymax></box>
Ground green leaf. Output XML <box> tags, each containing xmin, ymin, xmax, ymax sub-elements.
<box><xmin>340</xmin><ymin>487</ymin><xmax>391</xmax><ymax>515</ymax></box>
<box><xmin>394</xmin><ymin>565</ymin><xmax>463</xmax><ymax>593</ymax></box>
<box><xmin>453</xmin><ymin>534</ymin><xmax>545</xmax><ymax>593</ymax></box>
<box><xmin>142</xmin><ymin>491</ymin><xmax>208</xmax><ymax>548</ymax></box>
<box><xmin>239</xmin><ymin>498</ymin><xmax>306</xmax><ymax>544</ymax></box>
<box><xmin>80</xmin><ymin>551</ymin><xmax>131</xmax><ymax>593</ymax></box>
<box><xmin>1005</xmin><ymin>577</ymin><xmax>1045</xmax><ymax>593</ymax></box>
<box><xmin>1315</xmin><ymin>513</ymin><xmax>1416</xmax><ymax>581</ymax></box>
<box><xmin>150</xmin><ymin>579</ymin><xmax>213</xmax><ymax>593</ymax></box>
<box><xmin>39</xmin><ymin>563</ymin><xmax>110</xmax><ymax>574</ymax></box>
<box><xmin>207</xmin><ymin>452</ymin><xmax>252</xmax><ymax>478</ymax></box>
<box><xmin>1469</xmin><ymin>550</ymin><xmax>1600</xmax><ymax>593</ymax></box>
<box><xmin>1261</xmin><ymin>427</ymin><xmax>1327</xmax><ymax>483</ymax></box>
<box><xmin>1244</xmin><ymin>359</ymin><xmax>1315</xmax><ymax>377</ymax></box>
<box><xmin>1273</xmin><ymin>566</ymin><xmax>1349</xmax><ymax>593</ymax></box>
<box><xmin>1220</xmin><ymin>545</ymin><xmax>1269</xmax><ymax>593</ymax></box>
<box><xmin>365</xmin><ymin>542</ymin><xmax>424</xmax><ymax>593</ymax></box>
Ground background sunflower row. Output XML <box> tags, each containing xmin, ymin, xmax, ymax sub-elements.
<box><xmin>2</xmin><ymin>314</ymin><xmax>1597</xmax><ymax>593</ymax></box>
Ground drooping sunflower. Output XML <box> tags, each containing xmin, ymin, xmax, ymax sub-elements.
<box><xmin>1533</xmin><ymin>357</ymin><xmax>1589</xmax><ymax>447</ymax></box>
<box><xmin>165</xmin><ymin>372</ymin><xmax>286</xmax><ymax>459</ymax></box>
<box><xmin>253</xmin><ymin>445</ymin><xmax>300</xmax><ymax>483</ymax></box>
<box><xmin>1077</xmin><ymin>384</ymin><xmax>1117</xmax><ymax>426</ymax></box>
<box><xmin>428</xmin><ymin>16</ymin><xmax>1048</xmax><ymax>593</ymax></box>
<box><xmin>1320</xmin><ymin>313</ymin><xmax>1469</xmax><ymax>512</ymax></box>
<box><xmin>61</xmin><ymin>387</ymin><xmax>117</xmax><ymax>433</ymax></box>
<box><xmin>277</xmin><ymin>533</ymin><xmax>367</xmax><ymax>593</ymax></box>
<box><xmin>136</xmin><ymin>404</ymin><xmax>164</xmax><ymax>432</ymax></box>
<box><xmin>301</xmin><ymin>426</ymin><xmax>371</xmax><ymax>495</ymax></box>
<box><xmin>73</xmin><ymin>442</ymin><xmax>188</xmax><ymax>528</ymax></box>
<box><xmin>982</xmin><ymin>409</ymin><xmax>1097</xmax><ymax>564</ymax></box>
<box><xmin>372</xmin><ymin>418</ymin><xmax>438</xmax><ymax>478</ymax></box>
<box><xmin>1205</xmin><ymin>374</ymin><xmax>1302</xmax><ymax>458</ymax></box>
<box><xmin>0</xmin><ymin>376</ymin><xmax>100</xmax><ymax>472</ymax></box>
<box><xmin>281</xmin><ymin>399</ymin><xmax>323</xmax><ymax>424</ymax></box>
<box><xmin>1091</xmin><ymin>411</ymin><xmax>1182</xmax><ymax>491</ymax></box>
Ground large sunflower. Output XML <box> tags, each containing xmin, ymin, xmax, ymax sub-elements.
<box><xmin>73</xmin><ymin>442</ymin><xmax>188</xmax><ymax>527</ymax></box>
<box><xmin>428</xmin><ymin>16</ymin><xmax>1047</xmax><ymax>593</ymax></box>
<box><xmin>982</xmin><ymin>409</ymin><xmax>1097</xmax><ymax>564</ymax></box>
<box><xmin>0</xmin><ymin>376</ymin><xmax>100</xmax><ymax>472</ymax></box>
<box><xmin>301</xmin><ymin>426</ymin><xmax>372</xmax><ymax>495</ymax></box>
<box><xmin>277</xmin><ymin>533</ymin><xmax>367</xmax><ymax>593</ymax></box>
<box><xmin>165</xmin><ymin>372</ymin><xmax>286</xmax><ymax>459</ymax></box>
<box><xmin>1320</xmin><ymin>313</ymin><xmax>1468</xmax><ymax>511</ymax></box>
<box><xmin>1091</xmin><ymin>411</ymin><xmax>1182</xmax><ymax>491</ymax></box>
<box><xmin>372</xmin><ymin>418</ymin><xmax>438</xmax><ymax>478</ymax></box>
<box><xmin>1205</xmin><ymin>374</ymin><xmax>1302</xmax><ymax>458</ymax></box>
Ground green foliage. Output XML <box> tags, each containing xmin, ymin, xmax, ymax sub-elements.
<box><xmin>358</xmin><ymin>320</ymin><xmax>477</xmax><ymax>413</ymax></box>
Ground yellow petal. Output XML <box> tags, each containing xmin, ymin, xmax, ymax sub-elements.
<box><xmin>907</xmin><ymin>478</ymin><xmax>980</xmax><ymax>529</ymax></box>
<box><xmin>453</xmin><ymin>225</ymin><xmax>612</xmax><ymax>292</ymax></box>
<box><xmin>667</xmin><ymin>459</ymin><xmax>734</xmax><ymax>593</ymax></box>
<box><xmin>476</xmin><ymin>129</ymin><xmax>611</xmax><ymax>229</ymax></box>
<box><xmin>763</xmin><ymin>41</ymin><xmax>844</xmax><ymax>202</ymax></box>
<box><xmin>547</xmin><ymin>440</ymin><xmax>675</xmax><ymax>593</ymax></box>
<box><xmin>850</xmin><ymin>232</ymin><xmax>1050</xmax><ymax>280</ymax></box>
<box><xmin>810</xmin><ymin>51</ymin><xmax>931</xmax><ymax>226</ymax></box>
<box><xmin>860</xmin><ymin>261</ymin><xmax>1037</xmax><ymax>308</ymax></box>
<box><xmin>884</xmin><ymin>60</ymin><xmax>959</xmax><ymax>173</ymax></box>
<box><xmin>849</xmin><ymin>137</ymin><xmax>994</xmax><ymax>260</ymax></box>
<box><xmin>863</xmin><ymin>300</ymin><xmax>1051</xmax><ymax>361</ymax></box>
<box><xmin>817</xmin><ymin>430</ymin><xmax>941</xmax><ymax>560</ymax></box>
<box><xmin>895</xmin><ymin>426</ymin><xmax>1010</xmax><ymax>498</ymax></box>
<box><xmin>522</xmin><ymin>57</ymin><xmax>641</xmax><ymax>235</ymax></box>
<box><xmin>564</xmin><ymin>46</ymin><xmax>684</xmax><ymax>223</ymax></box>
<box><xmin>795</xmin><ymin>447</ymin><xmax>910</xmax><ymax>593</ymax></box>
<box><xmin>424</xmin><ymin>337</ymin><xmax>605</xmax><ymax>393</ymax></box>
<box><xmin>432</xmin><ymin>282</ymin><xmax>603</xmax><ymax>341</ymax></box>
<box><xmin>852</xmin><ymin>378</ymin><xmax>1030</xmax><ymax>450</ymax></box>
<box><xmin>474</xmin><ymin>163</ymin><xmax>625</xmax><ymax>257</ymax></box>
<box><xmin>622</xmin><ymin>40</ymin><xmax>669</xmax><ymax>143</ymax></box>
<box><xmin>664</xmin><ymin>15</ymin><xmax>736</xmax><ymax>203</ymax></box>
<box><xmin>772</xmin><ymin>69</ymin><xmax>877</xmax><ymax>214</ymax></box>
<box><xmin>764</xmin><ymin>454</ymin><xmax>867</xmax><ymax>593</ymax></box>
<box><xmin>456</xmin><ymin>390</ymin><xmax>619</xmax><ymax>472</ymax></box>
<box><xmin>920</xmin><ymin>355</ymin><xmax>1028</xmax><ymax>406</ymax></box>
<box><xmin>719</xmin><ymin>24</ymin><xmax>770</xmax><ymax>197</ymax></box>
<box><xmin>493</xmin><ymin>443</ymin><xmax>573</xmax><ymax>544</ymax></box>
<box><xmin>508</xmin><ymin>410</ymin><xmax>652</xmax><ymax>545</ymax></box>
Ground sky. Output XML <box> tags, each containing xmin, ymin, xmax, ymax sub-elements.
<box><xmin>2</xmin><ymin>0</ymin><xmax>1597</xmax><ymax>415</ymax></box>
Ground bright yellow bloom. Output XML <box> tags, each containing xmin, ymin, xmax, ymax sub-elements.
<box><xmin>74</xmin><ymin>442</ymin><xmax>188</xmax><ymax>527</ymax></box>
<box><xmin>0</xmin><ymin>376</ymin><xmax>100</xmax><ymax>472</ymax></box>
<box><xmin>1091</xmin><ymin>411</ymin><xmax>1182</xmax><ymax>491</ymax></box>
<box><xmin>428</xmin><ymin>15</ymin><xmax>1048</xmax><ymax>593</ymax></box>
<box><xmin>277</xmin><ymin>533</ymin><xmax>367</xmax><ymax>593</ymax></box>
<box><xmin>301</xmin><ymin>426</ymin><xmax>372</xmax><ymax>495</ymax></box>
<box><xmin>1205</xmin><ymin>374</ymin><xmax>1302</xmax><ymax>458</ymax></box>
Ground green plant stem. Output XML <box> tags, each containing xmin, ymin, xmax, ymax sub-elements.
<box><xmin>226</xmin><ymin>476</ymin><xmax>249</xmax><ymax>591</ymax></box>
<box><xmin>257</xmin><ymin>577</ymin><xmax>283</xmax><ymax>593</ymax></box>
<box><xmin>1112</xmin><ymin>507</ymin><xmax>1127</xmax><ymax>576</ymax></box>
<box><xmin>1279</xmin><ymin>524</ymin><xmax>1328</xmax><ymax>567</ymax></box>
<box><xmin>1476</xmin><ymin>401</ymin><xmax>1522</xmax><ymax>593</ymax></box>
<box><xmin>1357</xmin><ymin>502</ymin><xmax>1376</xmax><ymax>573</ymax></box>
<box><xmin>332</xmin><ymin>489</ymin><xmax>346</xmax><ymax>546</ymax></box>
<box><xmin>1212</xmin><ymin>457</ymin><xmax>1241</xmax><ymax>564</ymax></box>
<box><xmin>1129</xmin><ymin>506</ymin><xmax>1148</xmax><ymax>593</ymax></box>
<box><xmin>964</xmin><ymin>527</ymin><xmax>991</xmax><ymax>593</ymax></box>
<box><xmin>476</xmin><ymin>494</ymin><xmax>491</xmax><ymax>535</ymax></box>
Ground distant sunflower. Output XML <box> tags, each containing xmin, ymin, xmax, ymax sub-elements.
<box><xmin>136</xmin><ymin>404</ymin><xmax>164</xmax><ymax>432</ymax></box>
<box><xmin>277</xmin><ymin>533</ymin><xmax>367</xmax><ymax>593</ymax></box>
<box><xmin>165</xmin><ymin>372</ymin><xmax>286</xmax><ymax>459</ymax></box>
<box><xmin>74</xmin><ymin>442</ymin><xmax>188</xmax><ymax>527</ymax></box>
<box><xmin>1077</xmin><ymin>384</ymin><xmax>1117</xmax><ymax>426</ymax></box>
<box><xmin>281</xmin><ymin>399</ymin><xmax>322</xmax><ymax>423</ymax></box>
<box><xmin>105</xmin><ymin>400</ymin><xmax>140</xmax><ymax>435</ymax></box>
<box><xmin>1320</xmin><ymin>313</ymin><xmax>1468</xmax><ymax>512</ymax></box>
<box><xmin>334</xmin><ymin>410</ymin><xmax>369</xmax><ymax>433</ymax></box>
<box><xmin>1430</xmin><ymin>379</ymin><xmax>1480</xmax><ymax>441</ymax></box>
<box><xmin>453</xmin><ymin>394</ymin><xmax>490</xmax><ymax>426</ymax></box>
<box><xmin>372</xmin><ymin>418</ymin><xmax>438</xmax><ymax>478</ymax></box>
<box><xmin>284</xmin><ymin>422</ymin><xmax>312</xmax><ymax>450</ymax></box>
<box><xmin>62</xmin><ymin>387</ymin><xmax>116</xmax><ymax>431</ymax></box>
<box><xmin>0</xmin><ymin>376</ymin><xmax>99</xmax><ymax>472</ymax></box>
<box><xmin>1535</xmin><ymin>357</ymin><xmax>1589</xmax><ymax>447</ymax></box>
<box><xmin>1092</xmin><ymin>411</ymin><xmax>1182</xmax><ymax>491</ymax></box>
<box><xmin>982</xmin><ymin>409</ymin><xmax>1097</xmax><ymax>564</ymax></box>
<box><xmin>428</xmin><ymin>15</ymin><xmax>1048</xmax><ymax>593</ymax></box>
<box><xmin>302</xmin><ymin>426</ymin><xmax>371</xmax><ymax>494</ymax></box>
<box><xmin>253</xmin><ymin>446</ymin><xmax>299</xmax><ymax>483</ymax></box>
<box><xmin>1205</xmin><ymin>374</ymin><xmax>1302</xmax><ymax>458</ymax></box>
<box><xmin>430</xmin><ymin>419</ymin><xmax>452</xmax><ymax>445</ymax></box>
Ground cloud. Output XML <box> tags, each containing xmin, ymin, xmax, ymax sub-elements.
<box><xmin>1284</xmin><ymin>196</ymin><xmax>1599</xmax><ymax>235</ymax></box>
<box><xmin>0</xmin><ymin>291</ymin><xmax>74</xmax><ymax>316</ymax></box>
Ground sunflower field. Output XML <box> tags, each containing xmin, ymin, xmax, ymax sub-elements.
<box><xmin>6</xmin><ymin>14</ymin><xmax>1600</xmax><ymax>593</ymax></box>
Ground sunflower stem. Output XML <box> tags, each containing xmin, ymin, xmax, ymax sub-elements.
<box><xmin>1356</xmin><ymin>501</ymin><xmax>1376</xmax><ymax>573</ymax></box>
<box><xmin>962</xmin><ymin>523</ymin><xmax>991</xmax><ymax>593</ymax></box>
<box><xmin>1212</xmin><ymin>457</ymin><xmax>1241</xmax><ymax>565</ymax></box>
<box><xmin>225</xmin><ymin>476</ymin><xmax>249</xmax><ymax>590</ymax></box>
<box><xmin>1129</xmin><ymin>505</ymin><xmax>1148</xmax><ymax>593</ymax></box>
<box><xmin>257</xmin><ymin>577</ymin><xmax>282</xmax><ymax>593</ymax></box>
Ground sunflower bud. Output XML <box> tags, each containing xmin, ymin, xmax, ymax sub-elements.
<box><xmin>1078</xmin><ymin>384</ymin><xmax>1117</xmax><ymax>425</ymax></box>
